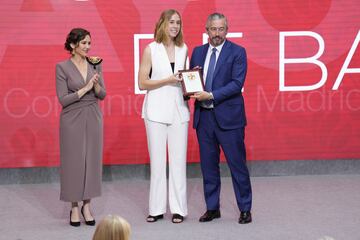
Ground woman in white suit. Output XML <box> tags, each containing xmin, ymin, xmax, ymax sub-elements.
<box><xmin>138</xmin><ymin>9</ymin><xmax>189</xmax><ymax>224</ymax></box>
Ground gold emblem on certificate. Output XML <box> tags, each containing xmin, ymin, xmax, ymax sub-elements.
<box><xmin>187</xmin><ymin>73</ymin><xmax>196</xmax><ymax>81</ymax></box>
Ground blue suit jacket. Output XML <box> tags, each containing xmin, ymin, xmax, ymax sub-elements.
<box><xmin>190</xmin><ymin>40</ymin><xmax>247</xmax><ymax>130</ymax></box>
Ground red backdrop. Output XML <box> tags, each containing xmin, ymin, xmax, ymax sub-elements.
<box><xmin>0</xmin><ymin>0</ymin><xmax>359</xmax><ymax>168</ymax></box>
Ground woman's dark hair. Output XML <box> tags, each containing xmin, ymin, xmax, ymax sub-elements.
<box><xmin>64</xmin><ymin>28</ymin><xmax>91</xmax><ymax>54</ymax></box>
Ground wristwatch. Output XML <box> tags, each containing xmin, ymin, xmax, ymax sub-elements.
<box><xmin>209</xmin><ymin>92</ymin><xmax>214</xmax><ymax>100</ymax></box>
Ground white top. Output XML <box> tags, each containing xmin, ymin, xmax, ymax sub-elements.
<box><xmin>141</xmin><ymin>41</ymin><xmax>190</xmax><ymax>124</ymax></box>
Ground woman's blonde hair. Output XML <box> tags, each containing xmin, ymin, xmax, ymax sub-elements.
<box><xmin>92</xmin><ymin>215</ymin><xmax>131</xmax><ymax>240</ymax></box>
<box><xmin>154</xmin><ymin>9</ymin><xmax>184</xmax><ymax>46</ymax></box>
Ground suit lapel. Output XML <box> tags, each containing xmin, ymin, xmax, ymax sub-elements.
<box><xmin>198</xmin><ymin>44</ymin><xmax>209</xmax><ymax>85</ymax></box>
<box><xmin>200</xmin><ymin>43</ymin><xmax>209</xmax><ymax>69</ymax></box>
<box><xmin>213</xmin><ymin>40</ymin><xmax>230</xmax><ymax>79</ymax></box>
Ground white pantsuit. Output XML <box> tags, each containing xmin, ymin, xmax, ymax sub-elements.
<box><xmin>142</xmin><ymin>42</ymin><xmax>190</xmax><ymax>216</ymax></box>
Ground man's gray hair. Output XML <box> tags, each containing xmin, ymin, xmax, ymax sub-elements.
<box><xmin>206</xmin><ymin>13</ymin><xmax>228</xmax><ymax>30</ymax></box>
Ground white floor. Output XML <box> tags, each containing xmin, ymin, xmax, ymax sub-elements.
<box><xmin>1</xmin><ymin>175</ymin><xmax>360</xmax><ymax>240</ymax></box>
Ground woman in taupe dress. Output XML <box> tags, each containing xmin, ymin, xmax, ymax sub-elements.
<box><xmin>55</xmin><ymin>28</ymin><xmax>106</xmax><ymax>227</ymax></box>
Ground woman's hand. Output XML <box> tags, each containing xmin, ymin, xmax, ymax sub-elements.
<box><xmin>77</xmin><ymin>73</ymin><xmax>99</xmax><ymax>98</ymax></box>
<box><xmin>167</xmin><ymin>72</ymin><xmax>183</xmax><ymax>84</ymax></box>
<box><xmin>87</xmin><ymin>73</ymin><xmax>99</xmax><ymax>90</ymax></box>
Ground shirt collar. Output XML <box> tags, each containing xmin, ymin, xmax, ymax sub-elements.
<box><xmin>209</xmin><ymin>40</ymin><xmax>226</xmax><ymax>53</ymax></box>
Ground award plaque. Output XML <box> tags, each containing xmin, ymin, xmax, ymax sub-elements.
<box><xmin>86</xmin><ymin>56</ymin><xmax>103</xmax><ymax>71</ymax></box>
<box><xmin>179</xmin><ymin>69</ymin><xmax>204</xmax><ymax>96</ymax></box>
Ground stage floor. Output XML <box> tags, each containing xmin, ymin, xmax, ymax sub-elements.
<box><xmin>1</xmin><ymin>175</ymin><xmax>359</xmax><ymax>240</ymax></box>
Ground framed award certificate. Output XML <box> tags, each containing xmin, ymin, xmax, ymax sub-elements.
<box><xmin>179</xmin><ymin>69</ymin><xmax>204</xmax><ymax>96</ymax></box>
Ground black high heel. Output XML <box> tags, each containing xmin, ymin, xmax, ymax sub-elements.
<box><xmin>146</xmin><ymin>214</ymin><xmax>164</xmax><ymax>222</ymax></box>
<box><xmin>70</xmin><ymin>211</ymin><xmax>80</xmax><ymax>227</ymax></box>
<box><xmin>172</xmin><ymin>214</ymin><xmax>184</xmax><ymax>223</ymax></box>
<box><xmin>81</xmin><ymin>206</ymin><xmax>96</xmax><ymax>226</ymax></box>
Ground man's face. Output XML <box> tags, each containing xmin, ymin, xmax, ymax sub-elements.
<box><xmin>207</xmin><ymin>18</ymin><xmax>227</xmax><ymax>47</ymax></box>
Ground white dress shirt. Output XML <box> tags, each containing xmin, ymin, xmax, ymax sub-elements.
<box><xmin>203</xmin><ymin>40</ymin><xmax>226</xmax><ymax>86</ymax></box>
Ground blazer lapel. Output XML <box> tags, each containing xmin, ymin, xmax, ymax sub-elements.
<box><xmin>175</xmin><ymin>45</ymin><xmax>184</xmax><ymax>72</ymax></box>
<box><xmin>213</xmin><ymin>40</ymin><xmax>230</xmax><ymax>79</ymax></box>
<box><xmin>200</xmin><ymin>43</ymin><xmax>209</xmax><ymax>69</ymax></box>
<box><xmin>161</xmin><ymin>43</ymin><xmax>173</xmax><ymax>75</ymax></box>
<box><xmin>198</xmin><ymin>43</ymin><xmax>209</xmax><ymax>84</ymax></box>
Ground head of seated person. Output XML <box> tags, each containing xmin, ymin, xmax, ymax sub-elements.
<box><xmin>92</xmin><ymin>215</ymin><xmax>131</xmax><ymax>240</ymax></box>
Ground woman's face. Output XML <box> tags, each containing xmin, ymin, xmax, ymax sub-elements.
<box><xmin>166</xmin><ymin>13</ymin><xmax>181</xmax><ymax>39</ymax></box>
<box><xmin>73</xmin><ymin>35</ymin><xmax>91</xmax><ymax>57</ymax></box>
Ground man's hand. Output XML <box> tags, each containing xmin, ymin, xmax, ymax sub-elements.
<box><xmin>191</xmin><ymin>91</ymin><xmax>213</xmax><ymax>101</ymax></box>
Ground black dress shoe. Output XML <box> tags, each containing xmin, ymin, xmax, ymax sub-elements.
<box><xmin>199</xmin><ymin>210</ymin><xmax>221</xmax><ymax>222</ymax></box>
<box><xmin>239</xmin><ymin>211</ymin><xmax>252</xmax><ymax>224</ymax></box>
<box><xmin>69</xmin><ymin>211</ymin><xmax>80</xmax><ymax>227</ymax></box>
<box><xmin>81</xmin><ymin>206</ymin><xmax>96</xmax><ymax>226</ymax></box>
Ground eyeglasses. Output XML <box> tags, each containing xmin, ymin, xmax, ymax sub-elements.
<box><xmin>208</xmin><ymin>27</ymin><xmax>226</xmax><ymax>33</ymax></box>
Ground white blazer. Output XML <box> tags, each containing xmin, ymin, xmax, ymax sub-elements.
<box><xmin>142</xmin><ymin>41</ymin><xmax>190</xmax><ymax>124</ymax></box>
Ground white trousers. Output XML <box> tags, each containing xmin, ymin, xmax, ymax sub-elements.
<box><xmin>145</xmin><ymin>111</ymin><xmax>188</xmax><ymax>216</ymax></box>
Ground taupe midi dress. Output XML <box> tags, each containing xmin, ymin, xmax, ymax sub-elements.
<box><xmin>55</xmin><ymin>59</ymin><xmax>106</xmax><ymax>202</ymax></box>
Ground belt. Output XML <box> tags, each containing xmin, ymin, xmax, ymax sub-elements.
<box><xmin>200</xmin><ymin>106</ymin><xmax>214</xmax><ymax>111</ymax></box>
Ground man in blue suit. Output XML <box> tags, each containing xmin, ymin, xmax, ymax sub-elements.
<box><xmin>190</xmin><ymin>13</ymin><xmax>252</xmax><ymax>224</ymax></box>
